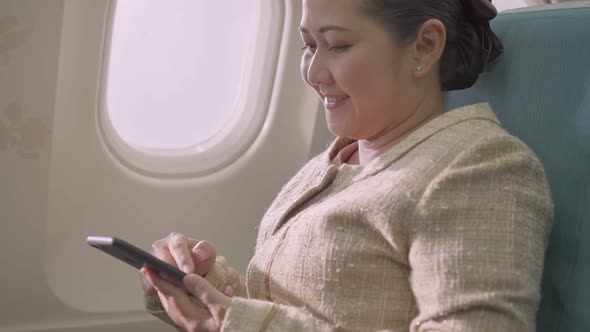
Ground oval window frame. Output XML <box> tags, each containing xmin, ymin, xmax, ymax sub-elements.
<box><xmin>97</xmin><ymin>0</ymin><xmax>284</xmax><ymax>177</ymax></box>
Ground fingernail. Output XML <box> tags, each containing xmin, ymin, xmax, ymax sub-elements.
<box><xmin>224</xmin><ymin>286</ymin><xmax>234</xmax><ymax>297</ymax></box>
<box><xmin>192</xmin><ymin>244</ymin><xmax>201</xmax><ymax>253</ymax></box>
<box><xmin>192</xmin><ymin>246</ymin><xmax>206</xmax><ymax>261</ymax></box>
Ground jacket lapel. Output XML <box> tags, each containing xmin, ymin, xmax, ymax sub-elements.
<box><xmin>262</xmin><ymin>103</ymin><xmax>499</xmax><ymax>238</ymax></box>
<box><xmin>353</xmin><ymin>103</ymin><xmax>500</xmax><ymax>182</ymax></box>
<box><xmin>263</xmin><ymin>140</ymin><xmax>344</xmax><ymax>238</ymax></box>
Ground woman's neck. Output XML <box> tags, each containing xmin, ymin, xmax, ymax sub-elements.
<box><xmin>354</xmin><ymin>95</ymin><xmax>443</xmax><ymax>166</ymax></box>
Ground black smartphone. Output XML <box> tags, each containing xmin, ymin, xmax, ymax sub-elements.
<box><xmin>86</xmin><ymin>235</ymin><xmax>187</xmax><ymax>283</ymax></box>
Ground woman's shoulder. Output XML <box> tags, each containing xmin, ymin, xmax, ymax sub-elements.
<box><xmin>372</xmin><ymin>103</ymin><xmax>547</xmax><ymax>194</ymax></box>
<box><xmin>437</xmin><ymin>103</ymin><xmax>510</xmax><ymax>142</ymax></box>
<box><xmin>444</xmin><ymin>104</ymin><xmax>541</xmax><ymax>162</ymax></box>
<box><xmin>418</xmin><ymin>103</ymin><xmax>540</xmax><ymax>162</ymax></box>
<box><xmin>414</xmin><ymin>104</ymin><xmax>549</xmax><ymax>194</ymax></box>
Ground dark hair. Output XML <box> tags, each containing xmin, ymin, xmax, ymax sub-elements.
<box><xmin>359</xmin><ymin>0</ymin><xmax>504</xmax><ymax>91</ymax></box>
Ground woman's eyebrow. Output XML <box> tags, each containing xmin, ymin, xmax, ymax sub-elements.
<box><xmin>299</xmin><ymin>25</ymin><xmax>351</xmax><ymax>34</ymax></box>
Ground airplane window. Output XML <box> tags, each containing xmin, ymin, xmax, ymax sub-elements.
<box><xmin>97</xmin><ymin>0</ymin><xmax>282</xmax><ymax>176</ymax></box>
<box><xmin>105</xmin><ymin>0</ymin><xmax>257</xmax><ymax>150</ymax></box>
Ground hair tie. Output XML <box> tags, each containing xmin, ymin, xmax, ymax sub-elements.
<box><xmin>463</xmin><ymin>0</ymin><xmax>503</xmax><ymax>65</ymax></box>
<box><xmin>463</xmin><ymin>0</ymin><xmax>497</xmax><ymax>22</ymax></box>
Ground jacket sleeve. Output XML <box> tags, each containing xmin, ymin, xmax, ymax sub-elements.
<box><xmin>407</xmin><ymin>135</ymin><xmax>554</xmax><ymax>331</ymax></box>
<box><xmin>144</xmin><ymin>255</ymin><xmax>247</xmax><ymax>327</ymax></box>
<box><xmin>220</xmin><ymin>297</ymin><xmax>340</xmax><ymax>332</ymax></box>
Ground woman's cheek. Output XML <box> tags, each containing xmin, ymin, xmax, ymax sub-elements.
<box><xmin>334</xmin><ymin>60</ymin><xmax>364</xmax><ymax>94</ymax></box>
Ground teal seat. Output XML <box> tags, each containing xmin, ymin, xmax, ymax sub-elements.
<box><xmin>444</xmin><ymin>2</ymin><xmax>590</xmax><ymax>331</ymax></box>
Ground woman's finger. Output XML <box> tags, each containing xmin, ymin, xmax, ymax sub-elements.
<box><xmin>191</xmin><ymin>240</ymin><xmax>217</xmax><ymax>276</ymax></box>
<box><xmin>140</xmin><ymin>267</ymin><xmax>171</xmax><ymax>311</ymax></box>
<box><xmin>167</xmin><ymin>233</ymin><xmax>195</xmax><ymax>273</ymax></box>
<box><xmin>141</xmin><ymin>268</ymin><xmax>199</xmax><ymax>319</ymax></box>
<box><xmin>183</xmin><ymin>274</ymin><xmax>232</xmax><ymax>310</ymax></box>
<box><xmin>151</xmin><ymin>239</ymin><xmax>179</xmax><ymax>268</ymax></box>
<box><xmin>139</xmin><ymin>267</ymin><xmax>158</xmax><ymax>295</ymax></box>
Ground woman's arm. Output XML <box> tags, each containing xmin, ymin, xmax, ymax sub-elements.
<box><xmin>144</xmin><ymin>268</ymin><xmax>341</xmax><ymax>332</ymax></box>
<box><xmin>408</xmin><ymin>135</ymin><xmax>554</xmax><ymax>331</ymax></box>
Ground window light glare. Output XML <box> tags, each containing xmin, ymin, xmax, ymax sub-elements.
<box><xmin>106</xmin><ymin>0</ymin><xmax>257</xmax><ymax>150</ymax></box>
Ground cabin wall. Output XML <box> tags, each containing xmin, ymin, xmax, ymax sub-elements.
<box><xmin>0</xmin><ymin>0</ymin><xmax>321</xmax><ymax>331</ymax></box>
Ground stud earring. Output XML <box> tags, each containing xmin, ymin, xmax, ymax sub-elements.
<box><xmin>416</xmin><ymin>65</ymin><xmax>423</xmax><ymax>72</ymax></box>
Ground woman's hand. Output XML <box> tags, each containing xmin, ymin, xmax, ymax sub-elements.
<box><xmin>141</xmin><ymin>233</ymin><xmax>218</xmax><ymax>303</ymax></box>
<box><xmin>141</xmin><ymin>267</ymin><xmax>232</xmax><ymax>332</ymax></box>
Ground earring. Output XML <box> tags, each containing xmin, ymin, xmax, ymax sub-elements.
<box><xmin>416</xmin><ymin>65</ymin><xmax>423</xmax><ymax>72</ymax></box>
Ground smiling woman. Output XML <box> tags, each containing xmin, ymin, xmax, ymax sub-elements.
<box><xmin>140</xmin><ymin>0</ymin><xmax>553</xmax><ymax>331</ymax></box>
<box><xmin>299</xmin><ymin>0</ymin><xmax>422</xmax><ymax>146</ymax></box>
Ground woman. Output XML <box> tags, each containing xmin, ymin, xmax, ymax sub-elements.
<box><xmin>140</xmin><ymin>0</ymin><xmax>553</xmax><ymax>331</ymax></box>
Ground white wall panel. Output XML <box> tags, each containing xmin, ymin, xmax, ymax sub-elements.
<box><xmin>0</xmin><ymin>0</ymin><xmax>67</xmax><ymax>327</ymax></box>
<box><xmin>1</xmin><ymin>0</ymin><xmax>321</xmax><ymax>330</ymax></box>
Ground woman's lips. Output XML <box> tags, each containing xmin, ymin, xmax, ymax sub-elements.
<box><xmin>323</xmin><ymin>95</ymin><xmax>350</xmax><ymax>110</ymax></box>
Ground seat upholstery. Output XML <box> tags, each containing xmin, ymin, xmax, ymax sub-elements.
<box><xmin>444</xmin><ymin>2</ymin><xmax>590</xmax><ymax>331</ymax></box>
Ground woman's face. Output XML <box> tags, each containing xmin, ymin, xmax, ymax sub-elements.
<box><xmin>300</xmin><ymin>0</ymin><xmax>418</xmax><ymax>140</ymax></box>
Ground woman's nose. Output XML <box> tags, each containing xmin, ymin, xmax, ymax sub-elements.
<box><xmin>306</xmin><ymin>52</ymin><xmax>332</xmax><ymax>87</ymax></box>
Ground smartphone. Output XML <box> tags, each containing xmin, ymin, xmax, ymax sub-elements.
<box><xmin>86</xmin><ymin>235</ymin><xmax>187</xmax><ymax>283</ymax></box>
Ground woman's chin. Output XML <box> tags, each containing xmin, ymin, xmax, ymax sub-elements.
<box><xmin>326</xmin><ymin>121</ymin><xmax>352</xmax><ymax>139</ymax></box>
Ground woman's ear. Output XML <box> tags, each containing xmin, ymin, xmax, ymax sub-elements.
<box><xmin>412</xmin><ymin>19</ymin><xmax>446</xmax><ymax>78</ymax></box>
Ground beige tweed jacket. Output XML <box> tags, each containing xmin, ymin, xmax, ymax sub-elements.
<box><xmin>147</xmin><ymin>103</ymin><xmax>554</xmax><ymax>331</ymax></box>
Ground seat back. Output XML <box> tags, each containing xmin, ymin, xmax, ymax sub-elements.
<box><xmin>444</xmin><ymin>2</ymin><xmax>590</xmax><ymax>331</ymax></box>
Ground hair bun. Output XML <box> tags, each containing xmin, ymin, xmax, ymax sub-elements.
<box><xmin>440</xmin><ymin>21</ymin><xmax>481</xmax><ymax>91</ymax></box>
<box><xmin>441</xmin><ymin>0</ymin><xmax>504</xmax><ymax>91</ymax></box>
<box><xmin>463</xmin><ymin>0</ymin><xmax>498</xmax><ymax>22</ymax></box>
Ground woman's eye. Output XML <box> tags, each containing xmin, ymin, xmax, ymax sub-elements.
<box><xmin>301</xmin><ymin>44</ymin><xmax>316</xmax><ymax>52</ymax></box>
<box><xmin>328</xmin><ymin>45</ymin><xmax>351</xmax><ymax>53</ymax></box>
